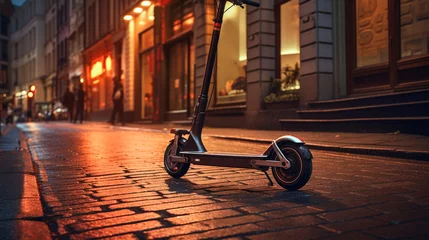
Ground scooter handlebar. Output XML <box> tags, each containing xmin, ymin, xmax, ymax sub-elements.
<box><xmin>242</xmin><ymin>0</ymin><xmax>260</xmax><ymax>7</ymax></box>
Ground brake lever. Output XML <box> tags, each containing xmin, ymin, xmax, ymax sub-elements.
<box><xmin>231</xmin><ymin>0</ymin><xmax>244</xmax><ymax>8</ymax></box>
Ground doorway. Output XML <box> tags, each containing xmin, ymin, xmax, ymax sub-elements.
<box><xmin>165</xmin><ymin>35</ymin><xmax>195</xmax><ymax>120</ymax></box>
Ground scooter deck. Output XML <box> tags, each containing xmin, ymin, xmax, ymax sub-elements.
<box><xmin>179</xmin><ymin>151</ymin><xmax>271</xmax><ymax>169</ymax></box>
<box><xmin>180</xmin><ymin>151</ymin><xmax>267</xmax><ymax>159</ymax></box>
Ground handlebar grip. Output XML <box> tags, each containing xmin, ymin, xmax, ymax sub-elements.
<box><xmin>242</xmin><ymin>0</ymin><xmax>260</xmax><ymax>7</ymax></box>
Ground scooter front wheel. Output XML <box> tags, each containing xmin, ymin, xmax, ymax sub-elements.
<box><xmin>272</xmin><ymin>144</ymin><xmax>312</xmax><ymax>190</ymax></box>
<box><xmin>164</xmin><ymin>141</ymin><xmax>190</xmax><ymax>179</ymax></box>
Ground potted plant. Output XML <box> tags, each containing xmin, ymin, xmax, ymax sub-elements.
<box><xmin>264</xmin><ymin>63</ymin><xmax>300</xmax><ymax>109</ymax></box>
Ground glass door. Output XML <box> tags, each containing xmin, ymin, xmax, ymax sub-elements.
<box><xmin>167</xmin><ymin>36</ymin><xmax>194</xmax><ymax>118</ymax></box>
<box><xmin>140</xmin><ymin>50</ymin><xmax>154</xmax><ymax>119</ymax></box>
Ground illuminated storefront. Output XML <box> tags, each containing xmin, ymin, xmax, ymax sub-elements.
<box><xmin>83</xmin><ymin>33</ymin><xmax>114</xmax><ymax>120</ymax></box>
<box><xmin>89</xmin><ymin>55</ymin><xmax>113</xmax><ymax>112</ymax></box>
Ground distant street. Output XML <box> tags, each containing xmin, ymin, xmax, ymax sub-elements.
<box><xmin>18</xmin><ymin>122</ymin><xmax>429</xmax><ymax>239</ymax></box>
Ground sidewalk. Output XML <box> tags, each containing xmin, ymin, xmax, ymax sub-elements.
<box><xmin>88</xmin><ymin>121</ymin><xmax>429</xmax><ymax>160</ymax></box>
<box><xmin>0</xmin><ymin>125</ymin><xmax>51</xmax><ymax>239</ymax></box>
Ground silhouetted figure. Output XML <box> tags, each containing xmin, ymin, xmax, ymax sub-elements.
<box><xmin>74</xmin><ymin>84</ymin><xmax>85</xmax><ymax>124</ymax></box>
<box><xmin>109</xmin><ymin>77</ymin><xmax>125</xmax><ymax>126</ymax></box>
<box><xmin>6</xmin><ymin>104</ymin><xmax>14</xmax><ymax>125</ymax></box>
<box><xmin>62</xmin><ymin>88</ymin><xmax>75</xmax><ymax>122</ymax></box>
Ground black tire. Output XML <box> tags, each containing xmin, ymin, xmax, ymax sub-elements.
<box><xmin>271</xmin><ymin>143</ymin><xmax>312</xmax><ymax>190</ymax></box>
<box><xmin>164</xmin><ymin>141</ymin><xmax>190</xmax><ymax>179</ymax></box>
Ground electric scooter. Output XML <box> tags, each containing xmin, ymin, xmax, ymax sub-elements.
<box><xmin>164</xmin><ymin>0</ymin><xmax>313</xmax><ymax>190</ymax></box>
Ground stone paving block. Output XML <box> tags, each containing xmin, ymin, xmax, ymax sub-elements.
<box><xmin>320</xmin><ymin>218</ymin><xmax>388</xmax><ymax>233</ymax></box>
<box><xmin>166</xmin><ymin>209</ymin><xmax>242</xmax><ymax>225</ymax></box>
<box><xmin>203</xmin><ymin>215</ymin><xmax>266</xmax><ymax>229</ymax></box>
<box><xmin>317</xmin><ymin>207</ymin><xmax>381</xmax><ymax>222</ymax></box>
<box><xmin>70</xmin><ymin>212</ymin><xmax>161</xmax><ymax>232</ymax></box>
<box><xmin>144</xmin><ymin>222</ymin><xmax>210</xmax><ymax>239</ymax></box>
<box><xmin>170</xmin><ymin>223</ymin><xmax>264</xmax><ymax>240</ymax></box>
<box><xmin>261</xmin><ymin>206</ymin><xmax>322</xmax><ymax>219</ymax></box>
<box><xmin>142</xmin><ymin>198</ymin><xmax>217</xmax><ymax>211</ymax></box>
<box><xmin>69</xmin><ymin>220</ymin><xmax>162</xmax><ymax>239</ymax></box>
<box><xmin>99</xmin><ymin>233</ymin><xmax>140</xmax><ymax>239</ymax></box>
<box><xmin>317</xmin><ymin>231</ymin><xmax>379</xmax><ymax>240</ymax></box>
<box><xmin>256</xmin><ymin>215</ymin><xmax>326</xmax><ymax>230</ymax></box>
<box><xmin>365</xmin><ymin>221</ymin><xmax>429</xmax><ymax>239</ymax></box>
<box><xmin>367</xmin><ymin>200</ymin><xmax>421</xmax><ymax>213</ymax></box>
<box><xmin>374</xmin><ymin>208</ymin><xmax>429</xmax><ymax>223</ymax></box>
<box><xmin>248</xmin><ymin>226</ymin><xmax>333</xmax><ymax>240</ymax></box>
<box><xmin>52</xmin><ymin>200</ymin><xmax>118</xmax><ymax>212</ymax></box>
<box><xmin>167</xmin><ymin>201</ymin><xmax>247</xmax><ymax>215</ymax></box>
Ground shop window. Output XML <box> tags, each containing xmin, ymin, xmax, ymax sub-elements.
<box><xmin>137</xmin><ymin>4</ymin><xmax>154</xmax><ymax>34</ymax></box>
<box><xmin>400</xmin><ymin>0</ymin><xmax>429</xmax><ymax>58</ymax></box>
<box><xmin>278</xmin><ymin>0</ymin><xmax>300</xmax><ymax>91</ymax></box>
<box><xmin>216</xmin><ymin>2</ymin><xmax>247</xmax><ymax>104</ymax></box>
<box><xmin>356</xmin><ymin>0</ymin><xmax>389</xmax><ymax>67</ymax></box>
<box><xmin>170</xmin><ymin>0</ymin><xmax>194</xmax><ymax>36</ymax></box>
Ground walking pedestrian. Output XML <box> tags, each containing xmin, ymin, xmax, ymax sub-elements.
<box><xmin>6</xmin><ymin>104</ymin><xmax>13</xmax><ymax>125</ymax></box>
<box><xmin>62</xmin><ymin>88</ymin><xmax>75</xmax><ymax>122</ymax></box>
<box><xmin>109</xmin><ymin>77</ymin><xmax>125</xmax><ymax>126</ymax></box>
<box><xmin>74</xmin><ymin>83</ymin><xmax>85</xmax><ymax>124</ymax></box>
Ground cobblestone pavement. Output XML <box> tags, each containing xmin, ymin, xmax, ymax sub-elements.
<box><xmin>19</xmin><ymin>122</ymin><xmax>429</xmax><ymax>239</ymax></box>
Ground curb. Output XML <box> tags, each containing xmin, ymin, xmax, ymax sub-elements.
<box><xmin>17</xmin><ymin>127</ymin><xmax>52</xmax><ymax>239</ymax></box>
<box><xmin>210</xmin><ymin>135</ymin><xmax>429</xmax><ymax>161</ymax></box>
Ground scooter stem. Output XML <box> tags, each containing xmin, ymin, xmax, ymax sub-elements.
<box><xmin>185</xmin><ymin>0</ymin><xmax>227</xmax><ymax>152</ymax></box>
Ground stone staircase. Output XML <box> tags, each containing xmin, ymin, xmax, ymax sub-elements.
<box><xmin>279</xmin><ymin>89</ymin><xmax>429</xmax><ymax>135</ymax></box>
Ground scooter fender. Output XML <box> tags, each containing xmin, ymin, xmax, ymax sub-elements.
<box><xmin>263</xmin><ymin>135</ymin><xmax>305</xmax><ymax>156</ymax></box>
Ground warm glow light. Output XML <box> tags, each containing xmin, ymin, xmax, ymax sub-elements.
<box><xmin>93</xmin><ymin>79</ymin><xmax>100</xmax><ymax>84</ymax></box>
<box><xmin>27</xmin><ymin>92</ymin><xmax>34</xmax><ymax>98</ymax></box>
<box><xmin>80</xmin><ymin>78</ymin><xmax>84</xmax><ymax>83</ymax></box>
<box><xmin>21</xmin><ymin>90</ymin><xmax>27</xmax><ymax>95</ymax></box>
<box><xmin>141</xmin><ymin>1</ymin><xmax>151</xmax><ymax>7</ymax></box>
<box><xmin>30</xmin><ymin>85</ymin><xmax>36</xmax><ymax>91</ymax></box>
<box><xmin>139</xmin><ymin>21</ymin><xmax>146</xmax><ymax>25</ymax></box>
<box><xmin>281</xmin><ymin>49</ymin><xmax>300</xmax><ymax>55</ymax></box>
<box><xmin>91</xmin><ymin>61</ymin><xmax>103</xmax><ymax>78</ymax></box>
<box><xmin>184</xmin><ymin>18</ymin><xmax>194</xmax><ymax>25</ymax></box>
<box><xmin>123</xmin><ymin>15</ymin><xmax>133</xmax><ymax>21</ymax></box>
<box><xmin>148</xmin><ymin>15</ymin><xmax>154</xmax><ymax>21</ymax></box>
<box><xmin>105</xmin><ymin>56</ymin><xmax>112</xmax><ymax>72</ymax></box>
<box><xmin>133</xmin><ymin>7</ymin><xmax>143</xmax><ymax>13</ymax></box>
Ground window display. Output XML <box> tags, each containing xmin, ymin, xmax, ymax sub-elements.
<box><xmin>400</xmin><ymin>0</ymin><xmax>429</xmax><ymax>58</ymax></box>
<box><xmin>356</xmin><ymin>0</ymin><xmax>389</xmax><ymax>67</ymax></box>
<box><xmin>216</xmin><ymin>2</ymin><xmax>247</xmax><ymax>104</ymax></box>
<box><xmin>279</xmin><ymin>0</ymin><xmax>300</xmax><ymax>91</ymax></box>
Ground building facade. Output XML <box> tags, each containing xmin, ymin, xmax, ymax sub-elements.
<box><xmin>9</xmin><ymin>0</ymin><xmax>45</xmax><ymax>113</ymax></box>
<box><xmin>83</xmin><ymin>0</ymin><xmax>126</xmax><ymax>121</ymax></box>
<box><xmin>44</xmin><ymin>0</ymin><xmax>57</xmax><ymax>104</ymax></box>
<box><xmin>56</xmin><ymin>0</ymin><xmax>69</xmax><ymax>101</ymax></box>
<box><xmin>0</xmin><ymin>0</ymin><xmax>13</xmax><ymax>99</ymax></box>
<box><xmin>113</xmin><ymin>0</ymin><xmax>429</xmax><ymax>129</ymax></box>
<box><xmin>68</xmin><ymin>0</ymin><xmax>85</xmax><ymax>92</ymax></box>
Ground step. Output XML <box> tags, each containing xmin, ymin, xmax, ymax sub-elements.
<box><xmin>297</xmin><ymin>100</ymin><xmax>429</xmax><ymax>119</ymax></box>
<box><xmin>279</xmin><ymin>117</ymin><xmax>429</xmax><ymax>135</ymax></box>
<box><xmin>307</xmin><ymin>89</ymin><xmax>429</xmax><ymax>109</ymax></box>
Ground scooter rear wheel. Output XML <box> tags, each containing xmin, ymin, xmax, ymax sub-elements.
<box><xmin>164</xmin><ymin>141</ymin><xmax>190</xmax><ymax>179</ymax></box>
<box><xmin>271</xmin><ymin>144</ymin><xmax>312</xmax><ymax>190</ymax></box>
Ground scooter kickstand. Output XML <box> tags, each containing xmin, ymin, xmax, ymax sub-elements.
<box><xmin>263</xmin><ymin>171</ymin><xmax>274</xmax><ymax>186</ymax></box>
